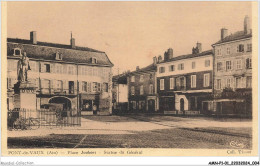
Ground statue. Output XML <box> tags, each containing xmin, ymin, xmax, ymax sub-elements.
<box><xmin>17</xmin><ymin>52</ymin><xmax>31</xmax><ymax>82</ymax></box>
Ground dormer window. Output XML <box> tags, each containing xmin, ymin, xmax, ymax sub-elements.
<box><xmin>13</xmin><ymin>48</ymin><xmax>21</xmax><ymax>56</ymax></box>
<box><xmin>91</xmin><ymin>57</ymin><xmax>97</xmax><ymax>64</ymax></box>
<box><xmin>55</xmin><ymin>52</ymin><xmax>63</xmax><ymax>60</ymax></box>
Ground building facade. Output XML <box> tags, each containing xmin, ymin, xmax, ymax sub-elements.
<box><xmin>7</xmin><ymin>31</ymin><xmax>113</xmax><ymax>115</ymax></box>
<box><xmin>127</xmin><ymin>58</ymin><xmax>158</xmax><ymax>113</ymax></box>
<box><xmin>157</xmin><ymin>46</ymin><xmax>213</xmax><ymax>114</ymax></box>
<box><xmin>208</xmin><ymin>16</ymin><xmax>252</xmax><ymax>116</ymax></box>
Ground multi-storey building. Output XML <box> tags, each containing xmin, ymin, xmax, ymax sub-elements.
<box><xmin>112</xmin><ymin>73</ymin><xmax>128</xmax><ymax>113</ymax></box>
<box><xmin>208</xmin><ymin>16</ymin><xmax>252</xmax><ymax>116</ymax></box>
<box><xmin>7</xmin><ymin>31</ymin><xmax>113</xmax><ymax>115</ymax></box>
<box><xmin>157</xmin><ymin>46</ymin><xmax>213</xmax><ymax>114</ymax></box>
<box><xmin>127</xmin><ymin>58</ymin><xmax>158</xmax><ymax>113</ymax></box>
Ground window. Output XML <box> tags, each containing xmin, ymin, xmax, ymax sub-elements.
<box><xmin>103</xmin><ymin>83</ymin><xmax>109</xmax><ymax>92</ymax></box>
<box><xmin>192</xmin><ymin>62</ymin><xmax>196</xmax><ymax>69</ymax></box>
<box><xmin>45</xmin><ymin>64</ymin><xmax>50</xmax><ymax>73</ymax></box>
<box><xmin>169</xmin><ymin>65</ymin><xmax>175</xmax><ymax>71</ymax></box>
<box><xmin>236</xmin><ymin>59</ymin><xmax>242</xmax><ymax>69</ymax></box>
<box><xmin>170</xmin><ymin>77</ymin><xmax>175</xmax><ymax>89</ymax></box>
<box><xmin>131</xmin><ymin>76</ymin><xmax>135</xmax><ymax>82</ymax></box>
<box><xmin>246</xmin><ymin>76</ymin><xmax>252</xmax><ymax>88</ymax></box>
<box><xmin>30</xmin><ymin>61</ymin><xmax>36</xmax><ymax>72</ymax></box>
<box><xmin>140</xmin><ymin>75</ymin><xmax>144</xmax><ymax>82</ymax></box>
<box><xmin>180</xmin><ymin>77</ymin><xmax>186</xmax><ymax>88</ymax></box>
<box><xmin>56</xmin><ymin>64</ymin><xmax>63</xmax><ymax>74</ymax></box>
<box><xmin>56</xmin><ymin>80</ymin><xmax>63</xmax><ymax>91</ymax></box>
<box><xmin>149</xmin><ymin>84</ymin><xmax>153</xmax><ymax>94</ymax></box>
<box><xmin>226</xmin><ymin>47</ymin><xmax>230</xmax><ymax>55</ymax></box>
<box><xmin>93</xmin><ymin>82</ymin><xmax>98</xmax><ymax>92</ymax></box>
<box><xmin>247</xmin><ymin>44</ymin><xmax>252</xmax><ymax>52</ymax></box>
<box><xmin>140</xmin><ymin>85</ymin><xmax>144</xmax><ymax>95</ymax></box>
<box><xmin>13</xmin><ymin>48</ymin><xmax>21</xmax><ymax>56</ymax></box>
<box><xmin>203</xmin><ymin>73</ymin><xmax>210</xmax><ymax>87</ymax></box>
<box><xmin>88</xmin><ymin>67</ymin><xmax>93</xmax><ymax>76</ymax></box>
<box><xmin>235</xmin><ymin>77</ymin><xmax>242</xmax><ymax>88</ymax></box>
<box><xmin>91</xmin><ymin>57</ymin><xmax>97</xmax><ymax>64</ymax></box>
<box><xmin>205</xmin><ymin>60</ymin><xmax>210</xmax><ymax>67</ymax></box>
<box><xmin>82</xmin><ymin>82</ymin><xmax>88</xmax><ymax>92</ymax></box>
<box><xmin>217</xmin><ymin>62</ymin><xmax>223</xmax><ymax>71</ymax></box>
<box><xmin>226</xmin><ymin>78</ymin><xmax>231</xmax><ymax>88</ymax></box>
<box><xmin>216</xmin><ymin>79</ymin><xmax>221</xmax><ymax>90</ymax></box>
<box><xmin>178</xmin><ymin>63</ymin><xmax>184</xmax><ymax>70</ymax></box>
<box><xmin>237</xmin><ymin>44</ymin><xmax>244</xmax><ymax>52</ymax></box>
<box><xmin>159</xmin><ymin>67</ymin><xmax>165</xmax><ymax>73</ymax></box>
<box><xmin>41</xmin><ymin>79</ymin><xmax>50</xmax><ymax>89</ymax></box>
<box><xmin>68</xmin><ymin>66</ymin><xmax>74</xmax><ymax>75</ymax></box>
<box><xmin>191</xmin><ymin>75</ymin><xmax>196</xmax><ymax>88</ymax></box>
<box><xmin>132</xmin><ymin>101</ymin><xmax>136</xmax><ymax>109</ymax></box>
<box><xmin>131</xmin><ymin>86</ymin><xmax>135</xmax><ymax>95</ymax></box>
<box><xmin>217</xmin><ymin>49</ymin><xmax>221</xmax><ymax>56</ymax></box>
<box><xmin>55</xmin><ymin>52</ymin><xmax>62</xmax><ymax>60</ymax></box>
<box><xmin>93</xmin><ymin>68</ymin><xmax>98</xmax><ymax>76</ymax></box>
<box><xmin>246</xmin><ymin>58</ymin><xmax>252</xmax><ymax>69</ymax></box>
<box><xmin>160</xmin><ymin>79</ymin><xmax>164</xmax><ymax>90</ymax></box>
<box><xmin>226</xmin><ymin>61</ymin><xmax>232</xmax><ymax>70</ymax></box>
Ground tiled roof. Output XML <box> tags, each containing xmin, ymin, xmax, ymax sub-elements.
<box><xmin>7</xmin><ymin>38</ymin><xmax>113</xmax><ymax>67</ymax></box>
<box><xmin>159</xmin><ymin>49</ymin><xmax>213</xmax><ymax>64</ymax></box>
<box><xmin>128</xmin><ymin>63</ymin><xmax>157</xmax><ymax>75</ymax></box>
<box><xmin>213</xmin><ymin>31</ymin><xmax>252</xmax><ymax>45</ymax></box>
<box><xmin>112</xmin><ymin>73</ymin><xmax>128</xmax><ymax>84</ymax></box>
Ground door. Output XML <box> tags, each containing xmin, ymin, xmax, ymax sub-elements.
<box><xmin>69</xmin><ymin>81</ymin><xmax>74</xmax><ymax>94</ymax></box>
<box><xmin>180</xmin><ymin>98</ymin><xmax>184</xmax><ymax>111</ymax></box>
<box><xmin>148</xmin><ymin>100</ymin><xmax>155</xmax><ymax>112</ymax></box>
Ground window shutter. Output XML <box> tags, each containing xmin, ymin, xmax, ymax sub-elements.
<box><xmin>50</xmin><ymin>63</ymin><xmax>55</xmax><ymax>73</ymax></box>
<box><xmin>246</xmin><ymin>58</ymin><xmax>249</xmax><ymax>69</ymax></box>
<box><xmin>50</xmin><ymin>80</ymin><xmax>53</xmax><ymax>90</ymax></box>
<box><xmin>63</xmin><ymin>80</ymin><xmax>68</xmax><ymax>91</ymax></box>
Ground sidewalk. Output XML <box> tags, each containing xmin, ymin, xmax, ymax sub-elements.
<box><xmin>8</xmin><ymin>116</ymin><xmax>252</xmax><ymax>138</ymax></box>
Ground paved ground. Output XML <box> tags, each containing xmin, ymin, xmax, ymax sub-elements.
<box><xmin>7</xmin><ymin>115</ymin><xmax>252</xmax><ymax>149</ymax></box>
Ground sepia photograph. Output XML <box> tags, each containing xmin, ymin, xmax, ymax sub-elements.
<box><xmin>1</xmin><ymin>1</ymin><xmax>258</xmax><ymax>159</ymax></box>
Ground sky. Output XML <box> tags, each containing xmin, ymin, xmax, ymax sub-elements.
<box><xmin>6</xmin><ymin>1</ymin><xmax>252</xmax><ymax>74</ymax></box>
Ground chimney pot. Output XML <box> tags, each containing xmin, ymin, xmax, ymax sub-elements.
<box><xmin>153</xmin><ymin>56</ymin><xmax>157</xmax><ymax>65</ymax></box>
<box><xmin>158</xmin><ymin>55</ymin><xmax>163</xmax><ymax>63</ymax></box>
<box><xmin>30</xmin><ymin>31</ymin><xmax>37</xmax><ymax>44</ymax></box>
<box><xmin>244</xmin><ymin>15</ymin><xmax>250</xmax><ymax>34</ymax></box>
<box><xmin>196</xmin><ymin>42</ymin><xmax>202</xmax><ymax>53</ymax></box>
<box><xmin>136</xmin><ymin>66</ymin><xmax>139</xmax><ymax>71</ymax></box>
<box><xmin>221</xmin><ymin>28</ymin><xmax>228</xmax><ymax>40</ymax></box>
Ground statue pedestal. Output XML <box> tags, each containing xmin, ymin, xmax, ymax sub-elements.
<box><xmin>14</xmin><ymin>81</ymin><xmax>37</xmax><ymax>118</ymax></box>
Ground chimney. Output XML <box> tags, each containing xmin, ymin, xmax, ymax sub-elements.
<box><xmin>153</xmin><ymin>56</ymin><xmax>157</xmax><ymax>65</ymax></box>
<box><xmin>168</xmin><ymin>48</ymin><xmax>173</xmax><ymax>59</ymax></box>
<box><xmin>196</xmin><ymin>42</ymin><xmax>202</xmax><ymax>53</ymax></box>
<box><xmin>244</xmin><ymin>15</ymin><xmax>250</xmax><ymax>34</ymax></box>
<box><xmin>30</xmin><ymin>31</ymin><xmax>37</xmax><ymax>44</ymax></box>
<box><xmin>158</xmin><ymin>55</ymin><xmax>162</xmax><ymax>63</ymax></box>
<box><xmin>136</xmin><ymin>66</ymin><xmax>139</xmax><ymax>71</ymax></box>
<box><xmin>221</xmin><ymin>28</ymin><xmax>228</xmax><ymax>40</ymax></box>
<box><xmin>164</xmin><ymin>51</ymin><xmax>169</xmax><ymax>61</ymax></box>
<box><xmin>70</xmin><ymin>32</ymin><xmax>76</xmax><ymax>49</ymax></box>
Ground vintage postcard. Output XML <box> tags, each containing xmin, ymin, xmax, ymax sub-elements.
<box><xmin>1</xmin><ymin>1</ymin><xmax>259</xmax><ymax>158</ymax></box>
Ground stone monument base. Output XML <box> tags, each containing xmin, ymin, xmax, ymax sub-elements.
<box><xmin>14</xmin><ymin>81</ymin><xmax>37</xmax><ymax>118</ymax></box>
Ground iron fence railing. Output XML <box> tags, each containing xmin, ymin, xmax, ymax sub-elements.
<box><xmin>8</xmin><ymin>108</ymin><xmax>81</xmax><ymax>130</ymax></box>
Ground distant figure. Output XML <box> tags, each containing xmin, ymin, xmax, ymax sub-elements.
<box><xmin>17</xmin><ymin>52</ymin><xmax>31</xmax><ymax>82</ymax></box>
<box><xmin>93</xmin><ymin>105</ymin><xmax>97</xmax><ymax>115</ymax></box>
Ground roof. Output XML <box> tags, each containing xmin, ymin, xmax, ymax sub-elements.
<box><xmin>159</xmin><ymin>50</ymin><xmax>213</xmax><ymax>64</ymax></box>
<box><xmin>128</xmin><ymin>63</ymin><xmax>157</xmax><ymax>75</ymax></box>
<box><xmin>213</xmin><ymin>31</ymin><xmax>252</xmax><ymax>45</ymax></box>
<box><xmin>7</xmin><ymin>38</ymin><xmax>114</xmax><ymax>67</ymax></box>
<box><xmin>112</xmin><ymin>73</ymin><xmax>128</xmax><ymax>84</ymax></box>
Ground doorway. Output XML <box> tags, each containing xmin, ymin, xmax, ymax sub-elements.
<box><xmin>180</xmin><ymin>98</ymin><xmax>184</xmax><ymax>111</ymax></box>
